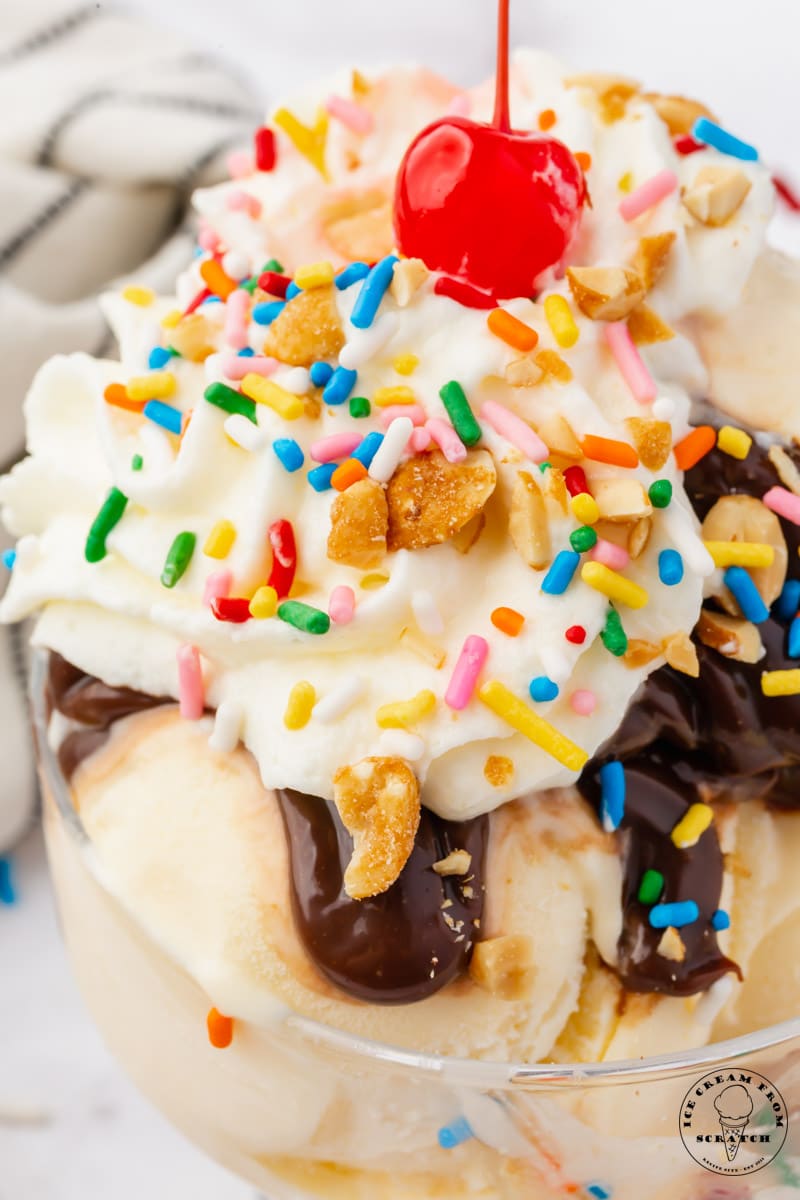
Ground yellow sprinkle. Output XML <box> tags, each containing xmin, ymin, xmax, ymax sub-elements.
<box><xmin>393</xmin><ymin>354</ymin><xmax>419</xmax><ymax>376</ymax></box>
<box><xmin>240</xmin><ymin>373</ymin><xmax>304</xmax><ymax>420</ymax></box>
<box><xmin>376</xmin><ymin>690</ymin><xmax>437</xmax><ymax>729</ymax></box>
<box><xmin>761</xmin><ymin>669</ymin><xmax>800</xmax><ymax>697</ymax></box>
<box><xmin>284</xmin><ymin>681</ymin><xmax>316</xmax><ymax>730</ymax></box>
<box><xmin>122</xmin><ymin>285</ymin><xmax>155</xmax><ymax>307</ymax></box>
<box><xmin>544</xmin><ymin>294</ymin><xmax>579</xmax><ymax>349</ymax></box>
<box><xmin>478</xmin><ymin>681</ymin><xmax>588</xmax><ymax>772</ymax></box>
<box><xmin>535</xmin><ymin>349</ymin><xmax>573</xmax><ymax>383</ymax></box>
<box><xmin>203</xmin><ymin>520</ymin><xmax>236</xmax><ymax>559</ymax></box>
<box><xmin>570</xmin><ymin>493</ymin><xmax>600</xmax><ymax>525</ymax></box>
<box><xmin>273</xmin><ymin>107</ymin><xmax>330</xmax><ymax>180</ymax></box>
<box><xmin>581</xmin><ymin>561</ymin><xmax>649</xmax><ymax>609</ymax></box>
<box><xmin>372</xmin><ymin>385</ymin><xmax>417</xmax><ymax>407</ymax></box>
<box><xmin>294</xmin><ymin>261</ymin><xmax>335</xmax><ymax>290</ymax></box>
<box><xmin>670</xmin><ymin>802</ymin><xmax>714</xmax><ymax>849</ymax></box>
<box><xmin>618</xmin><ymin>171</ymin><xmax>634</xmax><ymax>194</ymax></box>
<box><xmin>160</xmin><ymin>309</ymin><xmax>182</xmax><ymax>329</ymax></box>
<box><xmin>400</xmin><ymin>627</ymin><xmax>446</xmax><ymax>669</ymax></box>
<box><xmin>360</xmin><ymin>572</ymin><xmax>389</xmax><ymax>590</ymax></box>
<box><xmin>717</xmin><ymin>425</ymin><xmax>753</xmax><ymax>461</ymax></box>
<box><xmin>126</xmin><ymin>372</ymin><xmax>176</xmax><ymax>402</ymax></box>
<box><xmin>704</xmin><ymin>541</ymin><xmax>775</xmax><ymax>569</ymax></box>
<box><xmin>352</xmin><ymin>68</ymin><xmax>370</xmax><ymax>96</ymax></box>
<box><xmin>249</xmin><ymin>585</ymin><xmax>278</xmax><ymax>619</ymax></box>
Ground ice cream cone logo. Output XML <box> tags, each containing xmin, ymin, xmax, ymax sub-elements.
<box><xmin>714</xmin><ymin>1085</ymin><xmax>753</xmax><ymax>1162</ymax></box>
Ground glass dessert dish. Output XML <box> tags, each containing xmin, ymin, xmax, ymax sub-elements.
<box><xmin>34</xmin><ymin>652</ymin><xmax>800</xmax><ymax>1200</ymax></box>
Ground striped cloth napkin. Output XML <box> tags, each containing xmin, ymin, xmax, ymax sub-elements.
<box><xmin>0</xmin><ymin>0</ymin><xmax>259</xmax><ymax>854</ymax></box>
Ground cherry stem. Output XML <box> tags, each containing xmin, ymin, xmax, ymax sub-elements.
<box><xmin>492</xmin><ymin>0</ymin><xmax>511</xmax><ymax>133</ymax></box>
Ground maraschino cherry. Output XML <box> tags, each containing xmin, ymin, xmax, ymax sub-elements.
<box><xmin>394</xmin><ymin>0</ymin><xmax>587</xmax><ymax>303</ymax></box>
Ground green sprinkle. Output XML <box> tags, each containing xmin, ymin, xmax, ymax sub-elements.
<box><xmin>262</xmin><ymin>258</ymin><xmax>284</xmax><ymax>274</ymax></box>
<box><xmin>637</xmin><ymin>869</ymin><xmax>664</xmax><ymax>905</ymax></box>
<box><xmin>601</xmin><ymin>607</ymin><xmax>628</xmax><ymax>657</ymax></box>
<box><xmin>166</xmin><ymin>345</ymin><xmax>182</xmax><ymax>358</ymax></box>
<box><xmin>161</xmin><ymin>531</ymin><xmax>196</xmax><ymax>588</ymax></box>
<box><xmin>85</xmin><ymin>488</ymin><xmax>128</xmax><ymax>563</ymax></box>
<box><xmin>569</xmin><ymin>526</ymin><xmax>598</xmax><ymax>553</ymax></box>
<box><xmin>439</xmin><ymin>380</ymin><xmax>481</xmax><ymax>447</ymax></box>
<box><xmin>204</xmin><ymin>382</ymin><xmax>257</xmax><ymax>424</ymax></box>
<box><xmin>538</xmin><ymin>461</ymin><xmax>552</xmax><ymax>473</ymax></box>
<box><xmin>649</xmin><ymin>479</ymin><xmax>673</xmax><ymax>509</ymax></box>
<box><xmin>131</xmin><ymin>454</ymin><xmax>143</xmax><ymax>472</ymax></box>
<box><xmin>277</xmin><ymin>600</ymin><xmax>331</xmax><ymax>635</ymax></box>
<box><xmin>241</xmin><ymin>277</ymin><xmax>259</xmax><ymax>295</ymax></box>
<box><xmin>349</xmin><ymin>395</ymin><xmax>371</xmax><ymax>419</ymax></box>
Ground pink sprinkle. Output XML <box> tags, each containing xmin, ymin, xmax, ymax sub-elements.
<box><xmin>325</xmin><ymin>94</ymin><xmax>374</xmax><ymax>135</ymax></box>
<box><xmin>763</xmin><ymin>486</ymin><xmax>800</xmax><ymax>526</ymax></box>
<box><xmin>570</xmin><ymin>689</ymin><xmax>596</xmax><ymax>717</ymax></box>
<box><xmin>221</xmin><ymin>354</ymin><xmax>280</xmax><ymax>380</ymax></box>
<box><xmin>379</xmin><ymin>404</ymin><xmax>426</xmax><ymax>428</ymax></box>
<box><xmin>226</xmin><ymin>189</ymin><xmax>262</xmax><ymax>218</ymax></box>
<box><xmin>619</xmin><ymin>168</ymin><xmax>679</xmax><ymax>222</ymax></box>
<box><xmin>427</xmin><ymin>418</ymin><xmax>467</xmax><ymax>464</ymax></box>
<box><xmin>227</xmin><ymin>151</ymin><xmax>254</xmax><ymax>179</ymax></box>
<box><xmin>177</xmin><ymin>644</ymin><xmax>204</xmax><ymax>720</ymax></box>
<box><xmin>445</xmin><ymin>635</ymin><xmax>489</xmax><ymax>711</ymax></box>
<box><xmin>198</xmin><ymin>225</ymin><xmax>222</xmax><ymax>253</ymax></box>
<box><xmin>410</xmin><ymin>427</ymin><xmax>432</xmax><ymax>452</ymax></box>
<box><xmin>604</xmin><ymin>322</ymin><xmax>657</xmax><ymax>405</ymax></box>
<box><xmin>590</xmin><ymin>539</ymin><xmax>630</xmax><ymax>571</ymax></box>
<box><xmin>480</xmin><ymin>400</ymin><xmax>549</xmax><ymax>462</ymax></box>
<box><xmin>224</xmin><ymin>289</ymin><xmax>249</xmax><ymax>351</ymax></box>
<box><xmin>203</xmin><ymin>570</ymin><xmax>232</xmax><ymax>607</ymax></box>
<box><xmin>446</xmin><ymin>93</ymin><xmax>472</xmax><ymax>117</ymax></box>
<box><xmin>310</xmin><ymin>432</ymin><xmax>363</xmax><ymax>463</ymax></box>
<box><xmin>329</xmin><ymin>585</ymin><xmax>356</xmax><ymax>624</ymax></box>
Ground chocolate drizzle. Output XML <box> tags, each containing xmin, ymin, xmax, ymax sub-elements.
<box><xmin>277</xmin><ymin>789</ymin><xmax>488</xmax><ymax>1005</ymax></box>
<box><xmin>580</xmin><ymin>433</ymin><xmax>800</xmax><ymax>995</ymax></box>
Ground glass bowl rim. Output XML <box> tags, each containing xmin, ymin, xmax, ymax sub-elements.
<box><xmin>31</xmin><ymin>648</ymin><xmax>800</xmax><ymax>1092</ymax></box>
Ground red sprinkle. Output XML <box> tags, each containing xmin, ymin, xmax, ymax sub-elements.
<box><xmin>267</xmin><ymin>519</ymin><xmax>297</xmax><ymax>599</ymax></box>
<box><xmin>774</xmin><ymin>175</ymin><xmax>800</xmax><ymax>212</ymax></box>
<box><xmin>183</xmin><ymin>287</ymin><xmax>212</xmax><ymax>316</ymax></box>
<box><xmin>254</xmin><ymin>126</ymin><xmax>276</xmax><ymax>172</ymax></box>
<box><xmin>674</xmin><ymin>134</ymin><xmax>704</xmax><ymax>155</ymax></box>
<box><xmin>258</xmin><ymin>271</ymin><xmax>292</xmax><ymax>298</ymax></box>
<box><xmin>211</xmin><ymin>597</ymin><xmax>252</xmax><ymax>623</ymax></box>
<box><xmin>434</xmin><ymin>275</ymin><xmax>496</xmax><ymax>310</ymax></box>
<box><xmin>564</xmin><ymin>465</ymin><xmax>590</xmax><ymax>497</ymax></box>
<box><xmin>565</xmin><ymin>625</ymin><xmax>587</xmax><ymax>645</ymax></box>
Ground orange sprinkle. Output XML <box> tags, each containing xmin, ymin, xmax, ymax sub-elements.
<box><xmin>581</xmin><ymin>434</ymin><xmax>639</xmax><ymax>469</ymax></box>
<box><xmin>575</xmin><ymin>151</ymin><xmax>592</xmax><ymax>172</ymax></box>
<box><xmin>674</xmin><ymin>425</ymin><xmax>716</xmax><ymax>471</ymax></box>
<box><xmin>538</xmin><ymin>108</ymin><xmax>557</xmax><ymax>131</ymax></box>
<box><xmin>331</xmin><ymin>457</ymin><xmax>368</xmax><ymax>491</ymax></box>
<box><xmin>207</xmin><ymin>1007</ymin><xmax>234</xmax><ymax>1049</ymax></box>
<box><xmin>487</xmin><ymin>308</ymin><xmax>539</xmax><ymax>353</ymax></box>
<box><xmin>180</xmin><ymin>409</ymin><xmax>194</xmax><ymax>439</ymax></box>
<box><xmin>104</xmin><ymin>382</ymin><xmax>144</xmax><ymax>412</ymax></box>
<box><xmin>200</xmin><ymin>258</ymin><xmax>237</xmax><ymax>300</ymax></box>
<box><xmin>491</xmin><ymin>607</ymin><xmax>525</xmax><ymax>637</ymax></box>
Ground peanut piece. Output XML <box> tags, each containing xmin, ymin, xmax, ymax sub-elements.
<box><xmin>683</xmin><ymin>167</ymin><xmax>752</xmax><ymax>228</ymax></box>
<box><xmin>509</xmin><ymin>470</ymin><xmax>552</xmax><ymax>570</ymax></box>
<box><xmin>386</xmin><ymin>450</ymin><xmax>496</xmax><ymax>551</ymax></box>
<box><xmin>702</xmin><ymin>495</ymin><xmax>787</xmax><ymax>613</ymax></box>
<box><xmin>327</xmin><ymin>478</ymin><xmax>388</xmax><ymax>569</ymax></box>
<box><xmin>469</xmin><ymin>935</ymin><xmax>535</xmax><ymax>1001</ymax></box>
<box><xmin>697</xmin><ymin>608</ymin><xmax>764</xmax><ymax>665</ymax></box>
<box><xmin>263</xmin><ymin>285</ymin><xmax>345</xmax><ymax>366</ymax></box>
<box><xmin>567</xmin><ymin>266</ymin><xmax>645</xmax><ymax>321</ymax></box>
<box><xmin>333</xmin><ymin>757</ymin><xmax>421</xmax><ymax>899</ymax></box>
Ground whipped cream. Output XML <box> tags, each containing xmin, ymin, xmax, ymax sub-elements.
<box><xmin>0</xmin><ymin>52</ymin><xmax>776</xmax><ymax>818</ymax></box>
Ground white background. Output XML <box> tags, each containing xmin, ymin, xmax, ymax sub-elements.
<box><xmin>3</xmin><ymin>2</ymin><xmax>800</xmax><ymax>1198</ymax></box>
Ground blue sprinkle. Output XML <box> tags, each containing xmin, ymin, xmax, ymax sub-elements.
<box><xmin>238</xmin><ymin>347</ymin><xmax>255</xmax><ymax>357</ymax></box>
<box><xmin>586</xmin><ymin>1185</ymin><xmax>612</xmax><ymax>1200</ymax></box>
<box><xmin>308</xmin><ymin>463</ymin><xmax>337</xmax><ymax>492</ymax></box>
<box><xmin>599</xmin><ymin>762</ymin><xmax>626</xmax><ymax>832</ymax></box>
<box><xmin>335</xmin><ymin>261</ymin><xmax>371</xmax><ymax>291</ymax></box>
<box><xmin>202</xmin><ymin>295</ymin><xmax>222</xmax><ymax>305</ymax></box>
<box><xmin>541</xmin><ymin>550</ymin><xmax>581</xmax><ymax>596</ymax></box>
<box><xmin>286</xmin><ymin>281</ymin><xmax>301</xmax><ymax>300</ymax></box>
<box><xmin>529</xmin><ymin>676</ymin><xmax>559</xmax><ymax>703</ymax></box>
<box><xmin>272</xmin><ymin>438</ymin><xmax>305</xmax><ymax>472</ymax></box>
<box><xmin>789</xmin><ymin>617</ymin><xmax>800</xmax><ymax>659</ymax></box>
<box><xmin>252</xmin><ymin>301</ymin><xmax>286</xmax><ymax>326</ymax></box>
<box><xmin>712</xmin><ymin>909</ymin><xmax>731</xmax><ymax>932</ymax></box>
<box><xmin>724</xmin><ymin>566</ymin><xmax>770</xmax><ymax>624</ymax></box>
<box><xmin>2</xmin><ymin>549</ymin><xmax>16</xmax><ymax>570</ymax></box>
<box><xmin>658</xmin><ymin>549</ymin><xmax>684</xmax><ymax>587</ymax></box>
<box><xmin>649</xmin><ymin>900</ymin><xmax>700</xmax><ymax>929</ymax></box>
<box><xmin>693</xmin><ymin>117</ymin><xmax>759</xmax><ymax>162</ymax></box>
<box><xmin>323</xmin><ymin>366</ymin><xmax>358</xmax><ymax>407</ymax></box>
<box><xmin>351</xmin><ymin>431</ymin><xmax>384</xmax><ymax>468</ymax></box>
<box><xmin>143</xmin><ymin>400</ymin><xmax>183</xmax><ymax>436</ymax></box>
<box><xmin>148</xmin><ymin>346</ymin><xmax>172</xmax><ymax>370</ymax></box>
<box><xmin>0</xmin><ymin>859</ymin><xmax>16</xmax><ymax>905</ymax></box>
<box><xmin>776</xmin><ymin>580</ymin><xmax>800</xmax><ymax>621</ymax></box>
<box><xmin>310</xmin><ymin>361</ymin><xmax>334</xmax><ymax>388</ymax></box>
<box><xmin>350</xmin><ymin>255</ymin><xmax>399</xmax><ymax>329</ymax></box>
<box><xmin>437</xmin><ymin>1117</ymin><xmax>473</xmax><ymax>1149</ymax></box>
